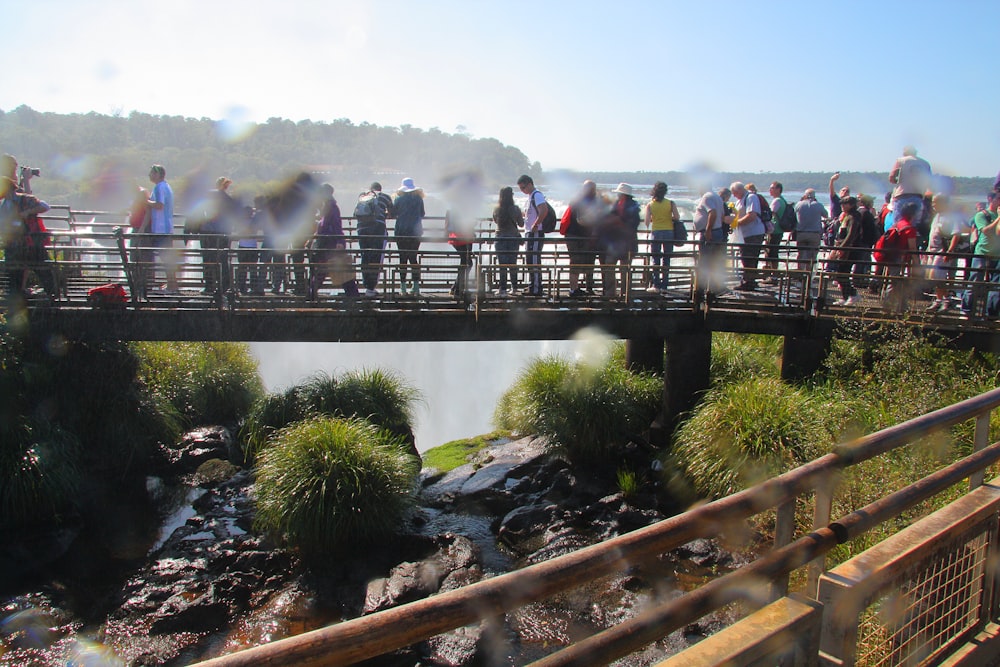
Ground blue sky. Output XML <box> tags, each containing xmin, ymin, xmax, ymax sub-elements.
<box><xmin>6</xmin><ymin>0</ymin><xmax>998</xmax><ymax>176</ymax></box>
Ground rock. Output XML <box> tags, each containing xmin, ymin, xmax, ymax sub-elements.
<box><xmin>149</xmin><ymin>586</ymin><xmax>230</xmax><ymax>633</ymax></box>
<box><xmin>157</xmin><ymin>426</ymin><xmax>234</xmax><ymax>476</ymax></box>
<box><xmin>364</xmin><ymin>533</ymin><xmax>482</xmax><ymax>614</ymax></box>
<box><xmin>497</xmin><ymin>504</ymin><xmax>560</xmax><ymax>554</ymax></box>
<box><xmin>191</xmin><ymin>458</ymin><xmax>239</xmax><ymax>487</ymax></box>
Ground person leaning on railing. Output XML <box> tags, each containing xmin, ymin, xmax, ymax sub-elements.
<box><xmin>960</xmin><ymin>191</ymin><xmax>1000</xmax><ymax>319</ymax></box>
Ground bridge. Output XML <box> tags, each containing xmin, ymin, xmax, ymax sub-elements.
<box><xmin>7</xmin><ymin>207</ymin><xmax>1000</xmax><ymax>430</ymax></box>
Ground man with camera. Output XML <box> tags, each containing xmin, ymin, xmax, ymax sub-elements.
<box><xmin>1</xmin><ymin>154</ymin><xmax>53</xmax><ymax>297</ymax></box>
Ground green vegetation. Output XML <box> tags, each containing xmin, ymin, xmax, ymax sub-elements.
<box><xmin>240</xmin><ymin>368</ymin><xmax>420</xmax><ymax>462</ymax></box>
<box><xmin>0</xmin><ymin>318</ymin><xmax>182</xmax><ymax>531</ymax></box>
<box><xmin>254</xmin><ymin>417</ymin><xmax>419</xmax><ymax>553</ymax></box>
<box><xmin>662</xmin><ymin>323</ymin><xmax>1000</xmax><ymax>565</ymax></box>
<box><xmin>0</xmin><ymin>418</ymin><xmax>80</xmax><ymax>527</ymax></box>
<box><xmin>493</xmin><ymin>350</ymin><xmax>661</xmax><ymax>468</ymax></box>
<box><xmin>422</xmin><ymin>431</ymin><xmax>509</xmax><ymax>473</ymax></box>
<box><xmin>670</xmin><ymin>377</ymin><xmax>834</xmax><ymax>499</ymax></box>
<box><xmin>132</xmin><ymin>342</ymin><xmax>264</xmax><ymax>428</ymax></box>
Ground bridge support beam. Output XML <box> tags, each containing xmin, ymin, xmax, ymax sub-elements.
<box><xmin>663</xmin><ymin>331</ymin><xmax>712</xmax><ymax>438</ymax></box>
<box><xmin>781</xmin><ymin>326</ymin><xmax>834</xmax><ymax>382</ymax></box>
<box><xmin>624</xmin><ymin>338</ymin><xmax>665</xmax><ymax>375</ymax></box>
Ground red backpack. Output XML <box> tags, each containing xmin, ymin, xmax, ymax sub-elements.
<box><xmin>872</xmin><ymin>221</ymin><xmax>911</xmax><ymax>264</ymax></box>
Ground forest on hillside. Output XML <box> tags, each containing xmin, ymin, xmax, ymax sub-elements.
<box><xmin>1</xmin><ymin>105</ymin><xmax>993</xmax><ymax>214</ymax></box>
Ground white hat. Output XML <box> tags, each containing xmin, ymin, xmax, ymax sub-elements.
<box><xmin>400</xmin><ymin>177</ymin><xmax>419</xmax><ymax>192</ymax></box>
<box><xmin>613</xmin><ymin>183</ymin><xmax>633</xmax><ymax>196</ymax></box>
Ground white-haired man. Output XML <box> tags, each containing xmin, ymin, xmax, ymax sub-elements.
<box><xmin>729</xmin><ymin>181</ymin><xmax>766</xmax><ymax>291</ymax></box>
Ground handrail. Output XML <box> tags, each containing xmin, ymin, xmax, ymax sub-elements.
<box><xmin>192</xmin><ymin>387</ymin><xmax>1000</xmax><ymax>667</ymax></box>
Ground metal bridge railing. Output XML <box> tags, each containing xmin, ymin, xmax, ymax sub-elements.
<box><xmin>6</xmin><ymin>218</ymin><xmax>991</xmax><ymax>327</ymax></box>
<box><xmin>185</xmin><ymin>388</ymin><xmax>1000</xmax><ymax>667</ymax></box>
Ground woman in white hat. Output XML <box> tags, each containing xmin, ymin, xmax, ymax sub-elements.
<box><xmin>598</xmin><ymin>183</ymin><xmax>640</xmax><ymax>298</ymax></box>
<box><xmin>393</xmin><ymin>177</ymin><xmax>425</xmax><ymax>295</ymax></box>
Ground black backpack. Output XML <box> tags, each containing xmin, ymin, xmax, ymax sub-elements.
<box><xmin>529</xmin><ymin>192</ymin><xmax>557</xmax><ymax>233</ymax></box>
<box><xmin>354</xmin><ymin>192</ymin><xmax>380</xmax><ymax>222</ymax></box>
<box><xmin>776</xmin><ymin>196</ymin><xmax>797</xmax><ymax>232</ymax></box>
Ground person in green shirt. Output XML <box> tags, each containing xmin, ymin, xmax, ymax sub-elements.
<box><xmin>960</xmin><ymin>191</ymin><xmax>1000</xmax><ymax>317</ymax></box>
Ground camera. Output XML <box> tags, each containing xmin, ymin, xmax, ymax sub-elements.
<box><xmin>20</xmin><ymin>166</ymin><xmax>40</xmax><ymax>178</ymax></box>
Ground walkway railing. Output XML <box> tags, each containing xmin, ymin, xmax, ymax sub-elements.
<box><xmin>4</xmin><ymin>211</ymin><xmax>992</xmax><ymax>330</ymax></box>
<box><xmin>190</xmin><ymin>388</ymin><xmax>1000</xmax><ymax>667</ymax></box>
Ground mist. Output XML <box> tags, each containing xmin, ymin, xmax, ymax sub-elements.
<box><xmin>249</xmin><ymin>340</ymin><xmax>578</xmax><ymax>452</ymax></box>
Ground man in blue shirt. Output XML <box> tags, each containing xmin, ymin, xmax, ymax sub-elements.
<box><xmin>146</xmin><ymin>164</ymin><xmax>178</xmax><ymax>293</ymax></box>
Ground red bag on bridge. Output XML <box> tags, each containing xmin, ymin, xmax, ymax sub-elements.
<box><xmin>87</xmin><ymin>283</ymin><xmax>128</xmax><ymax>308</ymax></box>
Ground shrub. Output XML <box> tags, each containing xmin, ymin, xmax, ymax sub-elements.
<box><xmin>493</xmin><ymin>353</ymin><xmax>662</xmax><ymax>467</ymax></box>
<box><xmin>671</xmin><ymin>377</ymin><xmax>835</xmax><ymax>499</ymax></box>
<box><xmin>132</xmin><ymin>342</ymin><xmax>264</xmax><ymax>427</ymax></box>
<box><xmin>240</xmin><ymin>369</ymin><xmax>421</xmax><ymax>462</ymax></box>
<box><xmin>254</xmin><ymin>416</ymin><xmax>419</xmax><ymax>553</ymax></box>
<box><xmin>0</xmin><ymin>417</ymin><xmax>81</xmax><ymax>529</ymax></box>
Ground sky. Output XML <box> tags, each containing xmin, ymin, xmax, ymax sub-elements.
<box><xmin>5</xmin><ymin>0</ymin><xmax>999</xmax><ymax>178</ymax></box>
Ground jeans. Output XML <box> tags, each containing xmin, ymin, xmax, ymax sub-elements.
<box><xmin>525</xmin><ymin>229</ymin><xmax>544</xmax><ymax>294</ymax></box>
<box><xmin>357</xmin><ymin>224</ymin><xmax>387</xmax><ymax>290</ymax></box>
<box><xmin>650</xmin><ymin>229</ymin><xmax>675</xmax><ymax>288</ymax></box>
<box><xmin>962</xmin><ymin>255</ymin><xmax>1000</xmax><ymax>316</ymax></box>
<box><xmin>396</xmin><ymin>235</ymin><xmax>422</xmax><ymax>285</ymax></box>
<box><xmin>495</xmin><ymin>236</ymin><xmax>521</xmax><ymax>292</ymax></box>
<box><xmin>737</xmin><ymin>233</ymin><xmax>765</xmax><ymax>286</ymax></box>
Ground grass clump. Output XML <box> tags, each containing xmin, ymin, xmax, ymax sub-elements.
<box><xmin>0</xmin><ymin>418</ymin><xmax>81</xmax><ymax>529</ymax></box>
<box><xmin>132</xmin><ymin>342</ymin><xmax>264</xmax><ymax>427</ymax></box>
<box><xmin>422</xmin><ymin>431</ymin><xmax>509</xmax><ymax>473</ymax></box>
<box><xmin>671</xmin><ymin>377</ymin><xmax>834</xmax><ymax>499</ymax></box>
<box><xmin>240</xmin><ymin>368</ymin><xmax>420</xmax><ymax>462</ymax></box>
<box><xmin>711</xmin><ymin>333</ymin><xmax>783</xmax><ymax>387</ymax></box>
<box><xmin>254</xmin><ymin>416</ymin><xmax>419</xmax><ymax>553</ymax></box>
<box><xmin>493</xmin><ymin>353</ymin><xmax>661</xmax><ymax>467</ymax></box>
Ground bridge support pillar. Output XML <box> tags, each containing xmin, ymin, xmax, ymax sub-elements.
<box><xmin>625</xmin><ymin>338</ymin><xmax>665</xmax><ymax>375</ymax></box>
<box><xmin>781</xmin><ymin>327</ymin><xmax>833</xmax><ymax>381</ymax></box>
<box><xmin>663</xmin><ymin>331</ymin><xmax>712</xmax><ymax>438</ymax></box>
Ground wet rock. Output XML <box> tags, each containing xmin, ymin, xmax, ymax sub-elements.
<box><xmin>497</xmin><ymin>504</ymin><xmax>560</xmax><ymax>554</ymax></box>
<box><xmin>149</xmin><ymin>586</ymin><xmax>229</xmax><ymax>634</ymax></box>
<box><xmin>364</xmin><ymin>533</ymin><xmax>482</xmax><ymax>615</ymax></box>
<box><xmin>157</xmin><ymin>426</ymin><xmax>234</xmax><ymax>476</ymax></box>
<box><xmin>191</xmin><ymin>458</ymin><xmax>239</xmax><ymax>487</ymax></box>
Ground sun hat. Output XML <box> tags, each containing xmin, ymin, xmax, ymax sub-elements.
<box><xmin>613</xmin><ymin>183</ymin><xmax>633</xmax><ymax>196</ymax></box>
<box><xmin>400</xmin><ymin>177</ymin><xmax>419</xmax><ymax>192</ymax></box>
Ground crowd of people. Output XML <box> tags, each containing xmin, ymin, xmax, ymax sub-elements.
<box><xmin>4</xmin><ymin>147</ymin><xmax>1000</xmax><ymax>315</ymax></box>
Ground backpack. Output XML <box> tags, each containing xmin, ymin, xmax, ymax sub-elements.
<box><xmin>353</xmin><ymin>192</ymin><xmax>380</xmax><ymax>222</ymax></box>
<box><xmin>776</xmin><ymin>196</ymin><xmax>797</xmax><ymax>233</ymax></box>
<box><xmin>87</xmin><ymin>282</ymin><xmax>128</xmax><ymax>308</ymax></box>
<box><xmin>529</xmin><ymin>192</ymin><xmax>557</xmax><ymax>234</ymax></box>
<box><xmin>872</xmin><ymin>224</ymin><xmax>908</xmax><ymax>264</ymax></box>
<box><xmin>756</xmin><ymin>193</ymin><xmax>774</xmax><ymax>233</ymax></box>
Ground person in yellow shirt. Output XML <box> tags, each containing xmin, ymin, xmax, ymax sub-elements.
<box><xmin>645</xmin><ymin>181</ymin><xmax>680</xmax><ymax>292</ymax></box>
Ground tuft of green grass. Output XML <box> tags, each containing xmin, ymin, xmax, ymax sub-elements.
<box><xmin>711</xmin><ymin>333</ymin><xmax>783</xmax><ymax>387</ymax></box>
<box><xmin>616</xmin><ymin>468</ymin><xmax>640</xmax><ymax>498</ymax></box>
<box><xmin>0</xmin><ymin>417</ymin><xmax>81</xmax><ymax>529</ymax></box>
<box><xmin>239</xmin><ymin>369</ymin><xmax>422</xmax><ymax>463</ymax></box>
<box><xmin>253</xmin><ymin>416</ymin><xmax>419</xmax><ymax>553</ymax></box>
<box><xmin>493</xmin><ymin>353</ymin><xmax>661</xmax><ymax>467</ymax></box>
<box><xmin>670</xmin><ymin>377</ymin><xmax>835</xmax><ymax>499</ymax></box>
<box><xmin>422</xmin><ymin>431</ymin><xmax>509</xmax><ymax>473</ymax></box>
<box><xmin>132</xmin><ymin>342</ymin><xmax>264</xmax><ymax>427</ymax></box>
